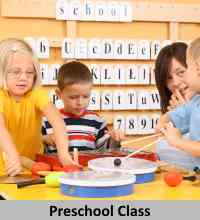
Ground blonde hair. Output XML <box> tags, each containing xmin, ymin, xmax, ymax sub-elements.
<box><xmin>0</xmin><ymin>38</ymin><xmax>41</xmax><ymax>89</ymax></box>
<box><xmin>188</xmin><ymin>37</ymin><xmax>200</xmax><ymax>63</ymax></box>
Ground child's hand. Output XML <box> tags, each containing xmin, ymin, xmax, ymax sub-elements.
<box><xmin>108</xmin><ymin>129</ymin><xmax>125</xmax><ymax>142</ymax></box>
<box><xmin>57</xmin><ymin>150</ymin><xmax>82</xmax><ymax>168</ymax></box>
<box><xmin>167</xmin><ymin>88</ymin><xmax>195</xmax><ymax>111</ymax></box>
<box><xmin>155</xmin><ymin>114</ymin><xmax>170</xmax><ymax>133</ymax></box>
<box><xmin>180</xmin><ymin>87</ymin><xmax>195</xmax><ymax>102</ymax></box>
<box><xmin>168</xmin><ymin>90</ymin><xmax>186</xmax><ymax>111</ymax></box>
<box><xmin>155</xmin><ymin>121</ymin><xmax>165</xmax><ymax>133</ymax></box>
<box><xmin>4</xmin><ymin>153</ymin><xmax>22</xmax><ymax>176</ymax></box>
<box><xmin>42</xmin><ymin>134</ymin><xmax>56</xmax><ymax>146</ymax></box>
<box><xmin>161</xmin><ymin>122</ymin><xmax>182</xmax><ymax>147</ymax></box>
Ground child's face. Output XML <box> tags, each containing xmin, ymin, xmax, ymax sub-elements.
<box><xmin>6</xmin><ymin>53</ymin><xmax>35</xmax><ymax>100</ymax></box>
<box><xmin>184</xmin><ymin>51</ymin><xmax>200</xmax><ymax>92</ymax></box>
<box><xmin>167</xmin><ymin>58</ymin><xmax>187</xmax><ymax>93</ymax></box>
<box><xmin>57</xmin><ymin>82</ymin><xmax>92</xmax><ymax>116</ymax></box>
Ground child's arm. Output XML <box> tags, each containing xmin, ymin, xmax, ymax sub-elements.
<box><xmin>104</xmin><ymin>129</ymin><xmax>125</xmax><ymax>150</ymax></box>
<box><xmin>95</xmin><ymin>116</ymin><xmax>125</xmax><ymax>149</ymax></box>
<box><xmin>162</xmin><ymin>123</ymin><xmax>200</xmax><ymax>157</ymax></box>
<box><xmin>41</xmin><ymin>118</ymin><xmax>56</xmax><ymax>146</ymax></box>
<box><xmin>42</xmin><ymin>104</ymin><xmax>78</xmax><ymax>166</ymax></box>
<box><xmin>42</xmin><ymin>134</ymin><xmax>56</xmax><ymax>146</ymax></box>
<box><xmin>0</xmin><ymin>113</ymin><xmax>22</xmax><ymax>176</ymax></box>
<box><xmin>156</xmin><ymin>101</ymin><xmax>191</xmax><ymax>135</ymax></box>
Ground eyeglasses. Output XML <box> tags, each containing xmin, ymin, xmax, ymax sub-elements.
<box><xmin>7</xmin><ymin>70</ymin><xmax>36</xmax><ymax>79</ymax></box>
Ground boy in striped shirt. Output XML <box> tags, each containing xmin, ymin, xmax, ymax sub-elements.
<box><xmin>42</xmin><ymin>61</ymin><xmax>124</xmax><ymax>153</ymax></box>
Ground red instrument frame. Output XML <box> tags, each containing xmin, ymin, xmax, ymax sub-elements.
<box><xmin>36</xmin><ymin>150</ymin><xmax>158</xmax><ymax>168</ymax></box>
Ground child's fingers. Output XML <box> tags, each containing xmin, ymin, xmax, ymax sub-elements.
<box><xmin>171</xmin><ymin>95</ymin><xmax>179</xmax><ymax>106</ymax></box>
<box><xmin>119</xmin><ymin>131</ymin><xmax>125</xmax><ymax>140</ymax></box>
<box><xmin>113</xmin><ymin>130</ymin><xmax>125</xmax><ymax>141</ymax></box>
<box><xmin>167</xmin><ymin>106</ymin><xmax>173</xmax><ymax>111</ymax></box>
<box><xmin>160</xmin><ymin>123</ymin><xmax>171</xmax><ymax>134</ymax></box>
<box><xmin>48</xmin><ymin>135</ymin><xmax>56</xmax><ymax>145</ymax></box>
<box><xmin>6</xmin><ymin>162</ymin><xmax>22</xmax><ymax>176</ymax></box>
<box><xmin>174</xmin><ymin>90</ymin><xmax>186</xmax><ymax>104</ymax></box>
<box><xmin>72</xmin><ymin>161</ymin><xmax>83</xmax><ymax>168</ymax></box>
<box><xmin>155</xmin><ymin>123</ymin><xmax>163</xmax><ymax>133</ymax></box>
<box><xmin>5</xmin><ymin>157</ymin><xmax>18</xmax><ymax>169</ymax></box>
<box><xmin>7</xmin><ymin>167</ymin><xmax>21</xmax><ymax>177</ymax></box>
<box><xmin>3</xmin><ymin>153</ymin><xmax>22</xmax><ymax>176</ymax></box>
<box><xmin>164</xmin><ymin>122</ymin><xmax>174</xmax><ymax>130</ymax></box>
<box><xmin>59</xmin><ymin>154</ymin><xmax>82</xmax><ymax>168</ymax></box>
<box><xmin>160</xmin><ymin>127</ymin><xmax>166</xmax><ymax>136</ymax></box>
<box><xmin>6</xmin><ymin>161</ymin><xmax>21</xmax><ymax>172</ymax></box>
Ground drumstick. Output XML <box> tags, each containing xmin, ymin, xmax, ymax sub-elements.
<box><xmin>121</xmin><ymin>133</ymin><xmax>162</xmax><ymax>146</ymax></box>
<box><xmin>73</xmin><ymin>148</ymin><xmax>79</xmax><ymax>164</ymax></box>
<box><xmin>125</xmin><ymin>138</ymin><xmax>163</xmax><ymax>159</ymax></box>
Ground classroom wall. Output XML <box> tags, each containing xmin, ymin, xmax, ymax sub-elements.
<box><xmin>1</xmin><ymin>0</ymin><xmax>200</xmax><ymax>143</ymax></box>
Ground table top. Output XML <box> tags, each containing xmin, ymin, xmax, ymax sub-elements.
<box><xmin>0</xmin><ymin>173</ymin><xmax>200</xmax><ymax>200</ymax></box>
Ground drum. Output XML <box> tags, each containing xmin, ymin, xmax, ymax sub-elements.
<box><xmin>60</xmin><ymin>171</ymin><xmax>136</xmax><ymax>198</ymax></box>
<box><xmin>88</xmin><ymin>157</ymin><xmax>158</xmax><ymax>184</ymax></box>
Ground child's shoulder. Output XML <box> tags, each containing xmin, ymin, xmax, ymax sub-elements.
<box><xmin>26</xmin><ymin>87</ymin><xmax>49</xmax><ymax>108</ymax></box>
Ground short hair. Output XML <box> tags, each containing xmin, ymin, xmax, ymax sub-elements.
<box><xmin>154</xmin><ymin>42</ymin><xmax>187</xmax><ymax>113</ymax></box>
<box><xmin>57</xmin><ymin>61</ymin><xmax>93</xmax><ymax>90</ymax></box>
<box><xmin>0</xmin><ymin>38</ymin><xmax>41</xmax><ymax>89</ymax></box>
<box><xmin>188</xmin><ymin>37</ymin><xmax>200</xmax><ymax>62</ymax></box>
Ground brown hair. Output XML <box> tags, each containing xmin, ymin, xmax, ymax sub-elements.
<box><xmin>155</xmin><ymin>42</ymin><xmax>187</xmax><ymax>113</ymax></box>
<box><xmin>57</xmin><ymin>61</ymin><xmax>92</xmax><ymax>90</ymax></box>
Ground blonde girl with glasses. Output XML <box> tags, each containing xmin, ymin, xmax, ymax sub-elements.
<box><xmin>0</xmin><ymin>38</ymin><xmax>78</xmax><ymax>176</ymax></box>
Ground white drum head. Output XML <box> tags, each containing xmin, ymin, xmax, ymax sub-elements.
<box><xmin>88</xmin><ymin>157</ymin><xmax>157</xmax><ymax>174</ymax></box>
<box><xmin>60</xmin><ymin>171</ymin><xmax>136</xmax><ymax>187</ymax></box>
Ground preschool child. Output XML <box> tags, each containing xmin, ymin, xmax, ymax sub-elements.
<box><xmin>42</xmin><ymin>61</ymin><xmax>125</xmax><ymax>153</ymax></box>
<box><xmin>0</xmin><ymin>38</ymin><xmax>77</xmax><ymax>176</ymax></box>
<box><xmin>157</xmin><ymin>37</ymin><xmax>200</xmax><ymax>170</ymax></box>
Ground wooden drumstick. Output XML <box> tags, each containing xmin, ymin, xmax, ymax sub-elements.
<box><xmin>125</xmin><ymin>138</ymin><xmax>163</xmax><ymax>159</ymax></box>
<box><xmin>73</xmin><ymin>148</ymin><xmax>79</xmax><ymax>164</ymax></box>
<box><xmin>121</xmin><ymin>133</ymin><xmax>162</xmax><ymax>146</ymax></box>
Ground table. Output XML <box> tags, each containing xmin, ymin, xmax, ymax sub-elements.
<box><xmin>0</xmin><ymin>173</ymin><xmax>200</xmax><ymax>200</ymax></box>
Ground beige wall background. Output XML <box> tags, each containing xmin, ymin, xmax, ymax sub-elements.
<box><xmin>1</xmin><ymin>0</ymin><xmax>200</xmax><ymax>144</ymax></box>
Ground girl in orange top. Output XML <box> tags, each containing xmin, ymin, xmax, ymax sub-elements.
<box><xmin>0</xmin><ymin>38</ymin><xmax>77</xmax><ymax>176</ymax></box>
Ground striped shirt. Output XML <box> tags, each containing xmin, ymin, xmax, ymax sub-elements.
<box><xmin>42</xmin><ymin>109</ymin><xmax>109</xmax><ymax>153</ymax></box>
